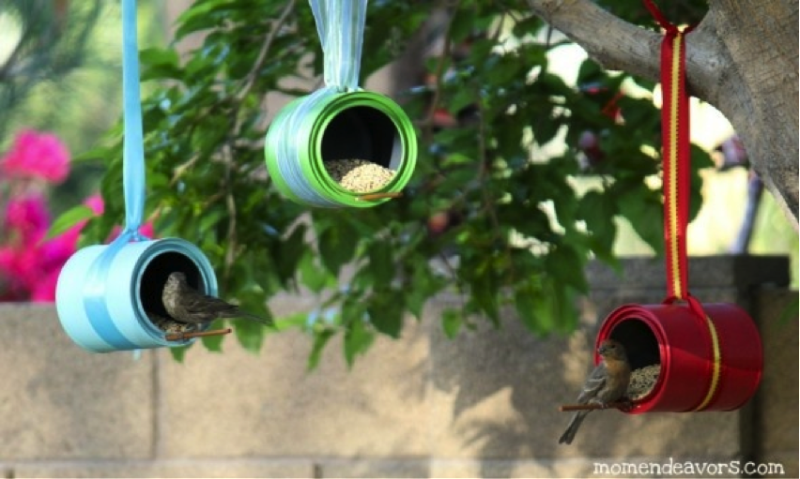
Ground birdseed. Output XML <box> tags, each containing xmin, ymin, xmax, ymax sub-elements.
<box><xmin>627</xmin><ymin>364</ymin><xmax>661</xmax><ymax>400</ymax></box>
<box><xmin>148</xmin><ymin>311</ymin><xmax>198</xmax><ymax>334</ymax></box>
<box><xmin>323</xmin><ymin>159</ymin><xmax>396</xmax><ymax>193</ymax></box>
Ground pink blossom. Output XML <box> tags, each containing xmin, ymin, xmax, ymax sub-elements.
<box><xmin>39</xmin><ymin>227</ymin><xmax>80</xmax><ymax>273</ymax></box>
<box><xmin>0</xmin><ymin>192</ymin><xmax>158</xmax><ymax>303</ymax></box>
<box><xmin>0</xmin><ymin>129</ymin><xmax>71</xmax><ymax>183</ymax></box>
<box><xmin>31</xmin><ymin>269</ymin><xmax>60</xmax><ymax>303</ymax></box>
<box><xmin>84</xmin><ymin>194</ymin><xmax>104</xmax><ymax>215</ymax></box>
<box><xmin>139</xmin><ymin>221</ymin><xmax>155</xmax><ymax>238</ymax></box>
<box><xmin>0</xmin><ymin>247</ymin><xmax>26</xmax><ymax>300</ymax></box>
<box><xmin>0</xmin><ymin>245</ymin><xmax>40</xmax><ymax>299</ymax></box>
<box><xmin>3</xmin><ymin>193</ymin><xmax>50</xmax><ymax>243</ymax></box>
<box><xmin>0</xmin><ymin>247</ymin><xmax>15</xmax><ymax>278</ymax></box>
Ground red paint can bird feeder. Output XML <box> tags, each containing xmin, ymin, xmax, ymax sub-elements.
<box><xmin>591</xmin><ymin>0</ymin><xmax>763</xmax><ymax>414</ymax></box>
<box><xmin>596</xmin><ymin>299</ymin><xmax>762</xmax><ymax>413</ymax></box>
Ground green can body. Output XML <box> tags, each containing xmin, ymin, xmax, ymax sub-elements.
<box><xmin>265</xmin><ymin>88</ymin><xmax>417</xmax><ymax>208</ymax></box>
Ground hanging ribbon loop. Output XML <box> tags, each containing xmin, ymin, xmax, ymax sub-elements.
<box><xmin>121</xmin><ymin>0</ymin><xmax>146</xmax><ymax>239</ymax></box>
<box><xmin>643</xmin><ymin>0</ymin><xmax>694</xmax><ymax>301</ymax></box>
<box><xmin>310</xmin><ymin>0</ymin><xmax>368</xmax><ymax>91</ymax></box>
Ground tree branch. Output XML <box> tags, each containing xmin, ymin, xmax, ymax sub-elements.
<box><xmin>525</xmin><ymin>0</ymin><xmax>720</xmax><ymax>103</ymax></box>
<box><xmin>526</xmin><ymin>0</ymin><xmax>799</xmax><ymax>225</ymax></box>
<box><xmin>527</xmin><ymin>1</ymin><xmax>661</xmax><ymax>78</ymax></box>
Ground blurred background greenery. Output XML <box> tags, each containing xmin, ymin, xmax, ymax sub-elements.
<box><xmin>1</xmin><ymin>0</ymin><xmax>796</xmax><ymax>287</ymax></box>
<box><xmin>0</xmin><ymin>0</ymin><xmax>165</xmax><ymax>209</ymax></box>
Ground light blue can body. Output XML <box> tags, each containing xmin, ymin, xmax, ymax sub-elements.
<box><xmin>56</xmin><ymin>238</ymin><xmax>218</xmax><ymax>353</ymax></box>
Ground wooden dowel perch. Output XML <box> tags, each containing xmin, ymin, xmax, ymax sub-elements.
<box><xmin>357</xmin><ymin>191</ymin><xmax>403</xmax><ymax>201</ymax></box>
<box><xmin>558</xmin><ymin>400</ymin><xmax>632</xmax><ymax>412</ymax></box>
<box><xmin>165</xmin><ymin>328</ymin><xmax>232</xmax><ymax>342</ymax></box>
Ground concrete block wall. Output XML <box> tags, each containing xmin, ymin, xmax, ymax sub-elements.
<box><xmin>0</xmin><ymin>256</ymin><xmax>795</xmax><ymax>478</ymax></box>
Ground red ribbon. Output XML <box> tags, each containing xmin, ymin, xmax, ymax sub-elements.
<box><xmin>644</xmin><ymin>0</ymin><xmax>695</xmax><ymax>301</ymax></box>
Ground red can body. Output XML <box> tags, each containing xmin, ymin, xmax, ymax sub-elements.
<box><xmin>596</xmin><ymin>302</ymin><xmax>762</xmax><ymax>413</ymax></box>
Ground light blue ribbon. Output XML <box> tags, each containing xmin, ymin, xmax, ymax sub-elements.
<box><xmin>121</xmin><ymin>0</ymin><xmax>146</xmax><ymax>235</ymax></box>
<box><xmin>310</xmin><ymin>0</ymin><xmax>368</xmax><ymax>91</ymax></box>
<box><xmin>82</xmin><ymin>0</ymin><xmax>148</xmax><ymax>349</ymax></box>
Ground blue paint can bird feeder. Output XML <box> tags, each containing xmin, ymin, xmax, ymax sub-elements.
<box><xmin>57</xmin><ymin>239</ymin><xmax>218</xmax><ymax>352</ymax></box>
<box><xmin>55</xmin><ymin>0</ymin><xmax>218</xmax><ymax>352</ymax></box>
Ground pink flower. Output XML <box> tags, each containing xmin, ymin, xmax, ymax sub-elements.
<box><xmin>38</xmin><ymin>227</ymin><xmax>80</xmax><ymax>273</ymax></box>
<box><xmin>0</xmin><ymin>129</ymin><xmax>71</xmax><ymax>183</ymax></box>
<box><xmin>85</xmin><ymin>194</ymin><xmax>104</xmax><ymax>215</ymax></box>
<box><xmin>31</xmin><ymin>269</ymin><xmax>60</xmax><ymax>303</ymax></box>
<box><xmin>139</xmin><ymin>221</ymin><xmax>155</xmax><ymax>238</ymax></box>
<box><xmin>0</xmin><ymin>245</ymin><xmax>41</xmax><ymax>299</ymax></box>
<box><xmin>0</xmin><ymin>192</ymin><xmax>158</xmax><ymax>303</ymax></box>
<box><xmin>3</xmin><ymin>193</ymin><xmax>50</xmax><ymax>243</ymax></box>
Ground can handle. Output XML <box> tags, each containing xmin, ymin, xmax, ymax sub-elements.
<box><xmin>121</xmin><ymin>0</ymin><xmax>147</xmax><ymax>239</ymax></box>
<box><xmin>663</xmin><ymin>294</ymin><xmax>707</xmax><ymax>323</ymax></box>
<box><xmin>80</xmin><ymin>0</ymin><xmax>149</xmax><ymax>349</ymax></box>
<box><xmin>309</xmin><ymin>0</ymin><xmax>367</xmax><ymax>92</ymax></box>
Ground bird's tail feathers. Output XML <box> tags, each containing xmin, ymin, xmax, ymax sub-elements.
<box><xmin>558</xmin><ymin>411</ymin><xmax>588</xmax><ymax>445</ymax></box>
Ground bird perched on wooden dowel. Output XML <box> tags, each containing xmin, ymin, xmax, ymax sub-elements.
<box><xmin>161</xmin><ymin>272</ymin><xmax>273</xmax><ymax>327</ymax></box>
<box><xmin>558</xmin><ymin>339</ymin><xmax>631</xmax><ymax>445</ymax></box>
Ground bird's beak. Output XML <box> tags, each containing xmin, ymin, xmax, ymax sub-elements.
<box><xmin>597</xmin><ymin>343</ymin><xmax>608</xmax><ymax>355</ymax></box>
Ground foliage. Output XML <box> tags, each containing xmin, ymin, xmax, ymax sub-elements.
<box><xmin>0</xmin><ymin>0</ymin><xmax>102</xmax><ymax>141</ymax></box>
<box><xmin>65</xmin><ymin>0</ymin><xmax>713</xmax><ymax>364</ymax></box>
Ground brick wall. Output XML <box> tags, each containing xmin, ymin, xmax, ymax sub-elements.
<box><xmin>0</xmin><ymin>256</ymin><xmax>795</xmax><ymax>478</ymax></box>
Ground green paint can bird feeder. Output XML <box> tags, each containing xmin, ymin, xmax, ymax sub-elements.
<box><xmin>264</xmin><ymin>0</ymin><xmax>417</xmax><ymax>208</ymax></box>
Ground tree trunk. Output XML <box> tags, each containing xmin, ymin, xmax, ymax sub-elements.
<box><xmin>527</xmin><ymin>0</ymin><xmax>799</xmax><ymax>228</ymax></box>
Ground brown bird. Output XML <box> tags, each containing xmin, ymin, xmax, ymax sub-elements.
<box><xmin>161</xmin><ymin>272</ymin><xmax>273</xmax><ymax>327</ymax></box>
<box><xmin>558</xmin><ymin>339</ymin><xmax>631</xmax><ymax>445</ymax></box>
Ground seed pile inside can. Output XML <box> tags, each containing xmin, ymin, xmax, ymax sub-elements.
<box><xmin>323</xmin><ymin>159</ymin><xmax>396</xmax><ymax>193</ymax></box>
<box><xmin>148</xmin><ymin>311</ymin><xmax>197</xmax><ymax>334</ymax></box>
<box><xmin>627</xmin><ymin>364</ymin><xmax>661</xmax><ymax>400</ymax></box>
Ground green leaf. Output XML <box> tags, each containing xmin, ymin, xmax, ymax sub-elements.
<box><xmin>578</xmin><ymin>190</ymin><xmax>617</xmax><ymax>248</ymax></box>
<box><xmin>140</xmin><ymin>47</ymin><xmax>182</xmax><ymax>80</ymax></box>
<box><xmin>307</xmin><ymin>330</ymin><xmax>335</xmax><ymax>371</ymax></box>
<box><xmin>169</xmin><ymin>345</ymin><xmax>189</xmax><ymax>362</ymax></box>
<box><xmin>299</xmin><ymin>252</ymin><xmax>333</xmax><ymax>293</ymax></box>
<box><xmin>343</xmin><ymin>319</ymin><xmax>374</xmax><ymax>367</ymax></box>
<box><xmin>72</xmin><ymin>146</ymin><xmax>112</xmax><ymax>163</ymax></box>
<box><xmin>514</xmin><ymin>284</ymin><xmax>541</xmax><ymax>333</ymax></box>
<box><xmin>545</xmin><ymin>244</ymin><xmax>589</xmax><ymax>293</ymax></box>
<box><xmin>484</xmin><ymin>54</ymin><xmax>523</xmax><ymax>87</ymax></box>
<box><xmin>367</xmin><ymin>289</ymin><xmax>404</xmax><ymax>338</ymax></box>
<box><xmin>450</xmin><ymin>7</ymin><xmax>477</xmax><ymax>43</ymax></box>
<box><xmin>368</xmin><ymin>241</ymin><xmax>394</xmax><ymax>287</ymax></box>
<box><xmin>201</xmin><ymin>328</ymin><xmax>225</xmax><ymax>352</ymax></box>
<box><xmin>442</xmin><ymin>308</ymin><xmax>462</xmax><ymax>339</ymax></box>
<box><xmin>617</xmin><ymin>185</ymin><xmax>663</xmax><ymax>254</ymax></box>
<box><xmin>318</xmin><ymin>222</ymin><xmax>359</xmax><ymax>276</ymax></box>
<box><xmin>274</xmin><ymin>312</ymin><xmax>309</xmax><ymax>331</ymax></box>
<box><xmin>276</xmin><ymin>225</ymin><xmax>307</xmax><ymax>285</ymax></box>
<box><xmin>470</xmin><ymin>275</ymin><xmax>500</xmax><ymax>325</ymax></box>
<box><xmin>43</xmin><ymin>205</ymin><xmax>95</xmax><ymax>241</ymax></box>
<box><xmin>198</xmin><ymin>207</ymin><xmax>225</xmax><ymax>234</ymax></box>
<box><xmin>447</xmin><ymin>88</ymin><xmax>477</xmax><ymax>117</ymax></box>
<box><xmin>233</xmin><ymin>319</ymin><xmax>265</xmax><ymax>354</ymax></box>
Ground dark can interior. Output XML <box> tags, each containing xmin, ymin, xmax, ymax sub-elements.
<box><xmin>608</xmin><ymin>318</ymin><xmax>661</xmax><ymax>370</ymax></box>
<box><xmin>139</xmin><ymin>252</ymin><xmax>204</xmax><ymax>319</ymax></box>
<box><xmin>320</xmin><ymin>105</ymin><xmax>401</xmax><ymax>169</ymax></box>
